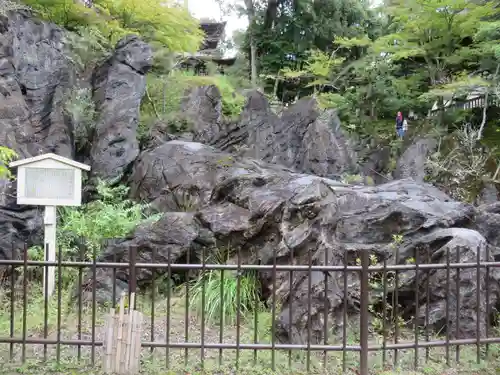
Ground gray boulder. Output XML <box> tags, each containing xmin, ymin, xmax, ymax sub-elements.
<box><xmin>394</xmin><ymin>137</ymin><xmax>437</xmax><ymax>182</ymax></box>
<box><xmin>186</xmin><ymin>88</ymin><xmax>357</xmax><ymax>178</ymax></box>
<box><xmin>92</xmin><ymin>140</ymin><xmax>497</xmax><ymax>344</ymax></box>
<box><xmin>0</xmin><ymin>11</ymin><xmax>73</xmax><ymax>258</ymax></box>
<box><xmin>0</xmin><ymin>12</ymin><xmax>152</xmax><ymax>259</ymax></box>
<box><xmin>89</xmin><ymin>35</ymin><xmax>152</xmax><ymax>183</ymax></box>
<box><xmin>181</xmin><ymin>85</ymin><xmax>223</xmax><ymax>145</ymax></box>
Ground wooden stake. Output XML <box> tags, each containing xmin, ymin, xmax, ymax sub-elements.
<box><xmin>115</xmin><ymin>293</ymin><xmax>126</xmax><ymax>372</ymax></box>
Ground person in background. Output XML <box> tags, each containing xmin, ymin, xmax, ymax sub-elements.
<box><xmin>403</xmin><ymin>117</ymin><xmax>408</xmax><ymax>135</ymax></box>
<box><xmin>396</xmin><ymin>111</ymin><xmax>404</xmax><ymax>138</ymax></box>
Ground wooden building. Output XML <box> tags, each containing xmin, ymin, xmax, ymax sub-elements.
<box><xmin>179</xmin><ymin>20</ymin><xmax>237</xmax><ymax>75</ymax></box>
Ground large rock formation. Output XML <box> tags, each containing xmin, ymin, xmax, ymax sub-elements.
<box><xmin>183</xmin><ymin>89</ymin><xmax>358</xmax><ymax>178</ymax></box>
<box><xmin>0</xmin><ymin>11</ymin><xmax>74</xmax><ymax>258</ymax></box>
<box><xmin>82</xmin><ymin>140</ymin><xmax>500</xmax><ymax>345</ymax></box>
<box><xmin>0</xmin><ymin>12</ymin><xmax>150</xmax><ymax>259</ymax></box>
<box><xmin>89</xmin><ymin>35</ymin><xmax>152</xmax><ymax>183</ymax></box>
<box><xmin>394</xmin><ymin>137</ymin><xmax>437</xmax><ymax>182</ymax></box>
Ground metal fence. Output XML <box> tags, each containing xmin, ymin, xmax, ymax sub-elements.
<box><xmin>0</xmin><ymin>244</ymin><xmax>499</xmax><ymax>374</ymax></box>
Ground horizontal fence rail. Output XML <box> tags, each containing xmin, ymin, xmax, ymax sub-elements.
<box><xmin>0</xmin><ymin>244</ymin><xmax>498</xmax><ymax>375</ymax></box>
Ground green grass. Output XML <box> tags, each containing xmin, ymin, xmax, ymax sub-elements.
<box><xmin>187</xmin><ymin>269</ymin><xmax>262</xmax><ymax>326</ymax></box>
<box><xmin>0</xmin><ymin>283</ymin><xmax>499</xmax><ymax>375</ymax></box>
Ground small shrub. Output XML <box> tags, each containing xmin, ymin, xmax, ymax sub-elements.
<box><xmin>341</xmin><ymin>173</ymin><xmax>363</xmax><ymax>185</ymax></box>
<box><xmin>189</xmin><ymin>269</ymin><xmax>262</xmax><ymax>325</ymax></box>
<box><xmin>63</xmin><ymin>87</ymin><xmax>97</xmax><ymax>149</ymax></box>
<box><xmin>187</xmin><ymin>248</ymin><xmax>262</xmax><ymax>325</ymax></box>
<box><xmin>426</xmin><ymin>124</ymin><xmax>499</xmax><ymax>202</ymax></box>
<box><xmin>0</xmin><ymin>146</ymin><xmax>17</xmax><ymax>179</ymax></box>
<box><xmin>141</xmin><ymin>70</ymin><xmax>245</xmax><ymax>137</ymax></box>
<box><xmin>57</xmin><ymin>179</ymin><xmax>161</xmax><ymax>258</ymax></box>
<box><xmin>63</xmin><ymin>26</ymin><xmax>112</xmax><ymax>71</ymax></box>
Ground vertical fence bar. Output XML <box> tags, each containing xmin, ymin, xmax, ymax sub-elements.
<box><xmin>165</xmin><ymin>246</ymin><xmax>172</xmax><ymax>371</ymax></box>
<box><xmin>184</xmin><ymin>248</ymin><xmax>190</xmax><ymax>366</ymax></box>
<box><xmin>455</xmin><ymin>246</ymin><xmax>460</xmax><ymax>363</ymax></box>
<box><xmin>288</xmin><ymin>251</ymin><xmax>293</xmax><ymax>368</ymax></box>
<box><xmin>306</xmin><ymin>245</ymin><xmax>312</xmax><ymax>372</ymax></box>
<box><xmin>112</xmin><ymin>250</ymin><xmax>117</xmax><ymax>306</ymax></box>
<box><xmin>44</xmin><ymin>243</ymin><xmax>49</xmax><ymax>361</ymax></box>
<box><xmin>129</xmin><ymin>246</ymin><xmax>137</xmax><ymax>305</ymax></box>
<box><xmin>91</xmin><ymin>244</ymin><xmax>97</xmax><ymax>365</ymax></box>
<box><xmin>342</xmin><ymin>253</ymin><xmax>348</xmax><ymax>372</ymax></box>
<box><xmin>323</xmin><ymin>248</ymin><xmax>329</xmax><ymax>370</ymax></box>
<box><xmin>151</xmin><ymin>247</ymin><xmax>156</xmax><ymax>355</ymax></box>
<box><xmin>218</xmin><ymin>253</ymin><xmax>224</xmax><ymax>367</ymax></box>
<box><xmin>476</xmin><ymin>243</ymin><xmax>481</xmax><ymax>364</ymax></box>
<box><xmin>9</xmin><ymin>244</ymin><xmax>15</xmax><ymax>361</ymax></box>
<box><xmin>77</xmin><ymin>244</ymin><xmax>84</xmax><ymax>360</ymax></box>
<box><xmin>445</xmin><ymin>247</ymin><xmax>450</xmax><ymax>365</ymax></box>
<box><xmin>200</xmin><ymin>246</ymin><xmax>206</xmax><ymax>370</ymax></box>
<box><xmin>21</xmin><ymin>244</ymin><xmax>28</xmax><ymax>363</ymax></box>
<box><xmin>485</xmin><ymin>244</ymin><xmax>490</xmax><ymax>359</ymax></box>
<box><xmin>253</xmin><ymin>259</ymin><xmax>260</xmax><ymax>367</ymax></box>
<box><xmin>359</xmin><ymin>250</ymin><xmax>369</xmax><ymax>375</ymax></box>
<box><xmin>165</xmin><ymin>247</ymin><xmax>172</xmax><ymax>369</ymax></box>
<box><xmin>235</xmin><ymin>246</ymin><xmax>242</xmax><ymax>370</ymax></box>
<box><xmin>394</xmin><ymin>246</ymin><xmax>400</xmax><ymax>366</ymax></box>
<box><xmin>414</xmin><ymin>248</ymin><xmax>419</xmax><ymax>369</ymax></box>
<box><xmin>56</xmin><ymin>245</ymin><xmax>62</xmax><ymax>365</ymax></box>
<box><xmin>425</xmin><ymin>249</ymin><xmax>430</xmax><ymax>362</ymax></box>
<box><xmin>271</xmin><ymin>243</ymin><xmax>277</xmax><ymax>371</ymax></box>
<box><xmin>382</xmin><ymin>256</ymin><xmax>388</xmax><ymax>366</ymax></box>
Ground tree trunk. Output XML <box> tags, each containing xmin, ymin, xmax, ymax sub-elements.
<box><xmin>244</xmin><ymin>0</ymin><xmax>258</xmax><ymax>87</ymax></box>
<box><xmin>250</xmin><ymin>41</ymin><xmax>258</xmax><ymax>87</ymax></box>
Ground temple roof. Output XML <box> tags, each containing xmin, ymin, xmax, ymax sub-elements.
<box><xmin>199</xmin><ymin>20</ymin><xmax>227</xmax><ymax>51</ymax></box>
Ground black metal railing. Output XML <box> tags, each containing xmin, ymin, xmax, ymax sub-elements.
<box><xmin>0</xmin><ymin>243</ymin><xmax>498</xmax><ymax>374</ymax></box>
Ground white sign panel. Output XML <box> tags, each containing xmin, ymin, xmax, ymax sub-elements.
<box><xmin>11</xmin><ymin>153</ymin><xmax>90</xmax><ymax>207</ymax></box>
<box><xmin>9</xmin><ymin>153</ymin><xmax>91</xmax><ymax>299</ymax></box>
<box><xmin>25</xmin><ymin>168</ymin><xmax>76</xmax><ymax>200</ymax></box>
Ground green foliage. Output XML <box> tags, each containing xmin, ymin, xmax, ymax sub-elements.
<box><xmin>140</xmin><ymin>70</ymin><xmax>245</xmax><ymax>140</ymax></box>
<box><xmin>63</xmin><ymin>87</ymin><xmax>97</xmax><ymax>149</ymax></box>
<box><xmin>63</xmin><ymin>26</ymin><xmax>112</xmax><ymax>71</ymax></box>
<box><xmin>57</xmin><ymin>180</ymin><xmax>160</xmax><ymax>257</ymax></box>
<box><xmin>187</xmin><ymin>249</ymin><xmax>262</xmax><ymax>325</ymax></box>
<box><xmin>0</xmin><ymin>147</ymin><xmax>17</xmax><ymax>179</ymax></box>
<box><xmin>21</xmin><ymin>0</ymin><xmax>203</xmax><ymax>51</ymax></box>
<box><xmin>426</xmin><ymin>125</ymin><xmax>500</xmax><ymax>202</ymax></box>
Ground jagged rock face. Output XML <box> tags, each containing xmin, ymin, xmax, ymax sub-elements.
<box><xmin>394</xmin><ymin>137</ymin><xmax>437</xmax><ymax>182</ymax></box>
<box><xmin>0</xmin><ymin>12</ymin><xmax>150</xmax><ymax>259</ymax></box>
<box><xmin>0</xmin><ymin>11</ymin><xmax>75</xmax><ymax>258</ymax></box>
<box><xmin>181</xmin><ymin>85</ymin><xmax>222</xmax><ymax>145</ymax></box>
<box><xmin>83</xmin><ymin>140</ymin><xmax>500</xmax><ymax>345</ymax></box>
<box><xmin>184</xmin><ymin>89</ymin><xmax>357</xmax><ymax>178</ymax></box>
<box><xmin>89</xmin><ymin>35</ymin><xmax>152</xmax><ymax>183</ymax></box>
<box><xmin>0</xmin><ymin>11</ymin><xmax>74</xmax><ymax>159</ymax></box>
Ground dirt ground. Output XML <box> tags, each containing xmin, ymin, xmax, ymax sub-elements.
<box><xmin>0</xmin><ymin>289</ymin><xmax>498</xmax><ymax>375</ymax></box>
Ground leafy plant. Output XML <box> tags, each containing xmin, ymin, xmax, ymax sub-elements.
<box><xmin>21</xmin><ymin>0</ymin><xmax>204</xmax><ymax>51</ymax></box>
<box><xmin>0</xmin><ymin>147</ymin><xmax>17</xmax><ymax>179</ymax></box>
<box><xmin>140</xmin><ymin>71</ymin><xmax>245</xmax><ymax>139</ymax></box>
<box><xmin>63</xmin><ymin>87</ymin><xmax>97</xmax><ymax>149</ymax></box>
<box><xmin>57</xmin><ymin>179</ymin><xmax>160</xmax><ymax>258</ymax></box>
<box><xmin>187</xmin><ymin>249</ymin><xmax>262</xmax><ymax>325</ymax></box>
<box><xmin>63</xmin><ymin>25</ymin><xmax>112</xmax><ymax>71</ymax></box>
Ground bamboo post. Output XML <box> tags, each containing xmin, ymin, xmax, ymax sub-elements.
<box><xmin>102</xmin><ymin>292</ymin><xmax>143</xmax><ymax>374</ymax></box>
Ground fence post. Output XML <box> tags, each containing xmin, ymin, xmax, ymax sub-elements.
<box><xmin>359</xmin><ymin>250</ymin><xmax>370</xmax><ymax>375</ymax></box>
<box><xmin>129</xmin><ymin>246</ymin><xmax>137</xmax><ymax>309</ymax></box>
